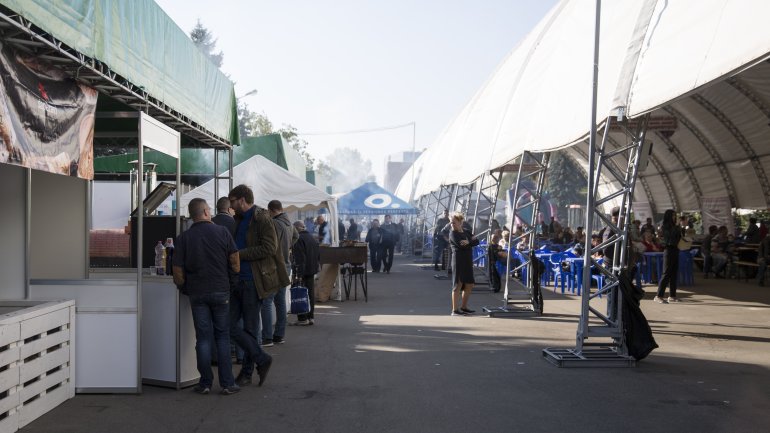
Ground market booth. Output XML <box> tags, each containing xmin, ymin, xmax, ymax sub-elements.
<box><xmin>0</xmin><ymin>0</ymin><xmax>240</xmax><ymax>429</ymax></box>
<box><xmin>180</xmin><ymin>155</ymin><xmax>343</xmax><ymax>301</ymax></box>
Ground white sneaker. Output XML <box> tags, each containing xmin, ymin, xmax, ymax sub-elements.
<box><xmin>667</xmin><ymin>297</ymin><xmax>680</xmax><ymax>303</ymax></box>
<box><xmin>653</xmin><ymin>296</ymin><xmax>667</xmax><ymax>304</ymax></box>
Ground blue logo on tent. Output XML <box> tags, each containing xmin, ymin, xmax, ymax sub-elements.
<box><xmin>337</xmin><ymin>182</ymin><xmax>416</xmax><ymax>215</ymax></box>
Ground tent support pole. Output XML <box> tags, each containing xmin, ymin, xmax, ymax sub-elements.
<box><xmin>484</xmin><ymin>151</ymin><xmax>549</xmax><ymax>317</ymax></box>
<box><xmin>543</xmin><ymin>112</ymin><xmax>650</xmax><ymax>367</ymax></box>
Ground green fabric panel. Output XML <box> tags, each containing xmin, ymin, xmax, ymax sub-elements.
<box><xmin>0</xmin><ymin>0</ymin><xmax>237</xmax><ymax>143</ymax></box>
<box><xmin>94</xmin><ymin>134</ymin><xmax>288</xmax><ymax>174</ymax></box>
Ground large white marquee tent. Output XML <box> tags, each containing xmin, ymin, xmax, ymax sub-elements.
<box><xmin>397</xmin><ymin>0</ymin><xmax>770</xmax><ymax>214</ymax></box>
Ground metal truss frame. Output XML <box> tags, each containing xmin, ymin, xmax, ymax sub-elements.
<box><xmin>543</xmin><ymin>114</ymin><xmax>649</xmax><ymax>367</ymax></box>
<box><xmin>484</xmin><ymin>151</ymin><xmax>549</xmax><ymax>317</ymax></box>
<box><xmin>468</xmin><ymin>171</ymin><xmax>502</xmax><ymax>241</ymax></box>
<box><xmin>418</xmin><ymin>185</ymin><xmax>454</xmax><ymax>260</ymax></box>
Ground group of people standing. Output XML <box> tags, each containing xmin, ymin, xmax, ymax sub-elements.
<box><xmin>364</xmin><ymin>214</ymin><xmax>401</xmax><ymax>273</ymax></box>
<box><xmin>172</xmin><ymin>184</ymin><xmax>320</xmax><ymax>395</ymax></box>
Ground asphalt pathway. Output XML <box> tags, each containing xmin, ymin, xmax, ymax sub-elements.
<box><xmin>23</xmin><ymin>255</ymin><xmax>770</xmax><ymax>433</ymax></box>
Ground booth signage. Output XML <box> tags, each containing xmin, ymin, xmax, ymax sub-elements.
<box><xmin>0</xmin><ymin>42</ymin><xmax>97</xmax><ymax>179</ymax></box>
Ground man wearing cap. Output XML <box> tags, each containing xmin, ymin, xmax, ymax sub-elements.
<box><xmin>291</xmin><ymin>221</ymin><xmax>320</xmax><ymax>325</ymax></box>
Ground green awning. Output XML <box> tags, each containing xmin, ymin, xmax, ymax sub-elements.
<box><xmin>0</xmin><ymin>0</ymin><xmax>238</xmax><ymax>143</ymax></box>
<box><xmin>94</xmin><ymin>134</ymin><xmax>290</xmax><ymax>175</ymax></box>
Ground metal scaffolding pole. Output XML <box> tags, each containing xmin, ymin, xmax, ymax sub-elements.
<box><xmin>542</xmin><ymin>114</ymin><xmax>649</xmax><ymax>367</ymax></box>
<box><xmin>483</xmin><ymin>151</ymin><xmax>549</xmax><ymax>317</ymax></box>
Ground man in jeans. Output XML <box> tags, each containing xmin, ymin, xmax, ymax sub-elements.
<box><xmin>172</xmin><ymin>198</ymin><xmax>240</xmax><ymax>395</ymax></box>
<box><xmin>229</xmin><ymin>185</ymin><xmax>289</xmax><ymax>386</ymax></box>
<box><xmin>261</xmin><ymin>200</ymin><xmax>298</xmax><ymax>346</ymax></box>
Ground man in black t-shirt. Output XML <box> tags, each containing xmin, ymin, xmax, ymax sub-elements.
<box><xmin>173</xmin><ymin>198</ymin><xmax>241</xmax><ymax>395</ymax></box>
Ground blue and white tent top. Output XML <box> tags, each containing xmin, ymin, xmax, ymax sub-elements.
<box><xmin>337</xmin><ymin>182</ymin><xmax>417</xmax><ymax>215</ymax></box>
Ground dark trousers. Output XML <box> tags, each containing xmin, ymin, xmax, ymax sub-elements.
<box><xmin>656</xmin><ymin>247</ymin><xmax>679</xmax><ymax>298</ymax></box>
<box><xmin>189</xmin><ymin>292</ymin><xmax>234</xmax><ymax>388</ymax></box>
<box><xmin>433</xmin><ymin>237</ymin><xmax>447</xmax><ymax>267</ymax></box>
<box><xmin>230</xmin><ymin>280</ymin><xmax>271</xmax><ymax>378</ymax></box>
<box><xmin>488</xmin><ymin>257</ymin><xmax>501</xmax><ymax>292</ymax></box>
<box><xmin>370</xmin><ymin>244</ymin><xmax>382</xmax><ymax>271</ymax></box>
<box><xmin>382</xmin><ymin>243</ymin><xmax>395</xmax><ymax>271</ymax></box>
<box><xmin>297</xmin><ymin>275</ymin><xmax>315</xmax><ymax>321</ymax></box>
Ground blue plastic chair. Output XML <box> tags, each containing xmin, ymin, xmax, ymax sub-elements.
<box><xmin>678</xmin><ymin>250</ymin><xmax>694</xmax><ymax>286</ymax></box>
<box><xmin>549</xmin><ymin>253</ymin><xmax>572</xmax><ymax>294</ymax></box>
<box><xmin>591</xmin><ymin>258</ymin><xmax>605</xmax><ymax>296</ymax></box>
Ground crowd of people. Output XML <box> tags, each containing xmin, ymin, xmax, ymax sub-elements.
<box><xmin>436</xmin><ymin>206</ymin><xmax>769</xmax><ymax>308</ymax></box>
<box><xmin>172</xmin><ymin>185</ymin><xmax>321</xmax><ymax>395</ymax></box>
<box><xmin>362</xmin><ymin>215</ymin><xmax>403</xmax><ymax>273</ymax></box>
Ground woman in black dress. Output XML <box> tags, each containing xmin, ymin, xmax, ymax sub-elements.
<box><xmin>449</xmin><ymin>212</ymin><xmax>479</xmax><ymax>316</ymax></box>
<box><xmin>655</xmin><ymin>209</ymin><xmax>681</xmax><ymax>303</ymax></box>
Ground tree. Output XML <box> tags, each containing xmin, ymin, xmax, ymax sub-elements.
<box><xmin>190</xmin><ymin>20</ymin><xmax>223</xmax><ymax>67</ymax></box>
<box><xmin>546</xmin><ymin>151</ymin><xmax>587</xmax><ymax>222</ymax></box>
<box><xmin>277</xmin><ymin>125</ymin><xmax>315</xmax><ymax>169</ymax></box>
<box><xmin>238</xmin><ymin>102</ymin><xmax>274</xmax><ymax>137</ymax></box>
<box><xmin>316</xmin><ymin>148</ymin><xmax>374</xmax><ymax>193</ymax></box>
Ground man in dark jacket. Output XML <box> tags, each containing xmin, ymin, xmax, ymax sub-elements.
<box><xmin>172</xmin><ymin>198</ymin><xmax>240</xmax><ymax>395</ymax></box>
<box><xmin>366</xmin><ymin>219</ymin><xmax>384</xmax><ymax>272</ymax></box>
<box><xmin>757</xmin><ymin>235</ymin><xmax>770</xmax><ymax>286</ymax></box>
<box><xmin>228</xmin><ymin>184</ymin><xmax>288</xmax><ymax>387</ymax></box>
<box><xmin>262</xmin><ymin>200</ymin><xmax>299</xmax><ymax>346</ymax></box>
<box><xmin>380</xmin><ymin>214</ymin><xmax>399</xmax><ymax>273</ymax></box>
<box><xmin>347</xmin><ymin>218</ymin><xmax>359</xmax><ymax>241</ymax></box>
<box><xmin>292</xmin><ymin>220</ymin><xmax>320</xmax><ymax>325</ymax></box>
<box><xmin>211</xmin><ymin>197</ymin><xmax>235</xmax><ymax>233</ymax></box>
<box><xmin>433</xmin><ymin>209</ymin><xmax>450</xmax><ymax>270</ymax></box>
<box><xmin>338</xmin><ymin>218</ymin><xmax>346</xmax><ymax>241</ymax></box>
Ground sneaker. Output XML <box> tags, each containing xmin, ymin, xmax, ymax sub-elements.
<box><xmin>192</xmin><ymin>384</ymin><xmax>210</xmax><ymax>395</ymax></box>
<box><xmin>451</xmin><ymin>310</ymin><xmax>468</xmax><ymax>316</ymax></box>
<box><xmin>653</xmin><ymin>296</ymin><xmax>667</xmax><ymax>304</ymax></box>
<box><xmin>290</xmin><ymin>319</ymin><xmax>310</xmax><ymax>326</ymax></box>
<box><xmin>261</xmin><ymin>340</ymin><xmax>274</xmax><ymax>347</ymax></box>
<box><xmin>257</xmin><ymin>356</ymin><xmax>273</xmax><ymax>387</ymax></box>
<box><xmin>667</xmin><ymin>297</ymin><xmax>680</xmax><ymax>303</ymax></box>
<box><xmin>220</xmin><ymin>385</ymin><xmax>241</xmax><ymax>395</ymax></box>
<box><xmin>308</xmin><ymin>318</ymin><xmax>314</xmax><ymax>325</ymax></box>
<box><xmin>460</xmin><ymin>307</ymin><xmax>476</xmax><ymax>314</ymax></box>
<box><xmin>273</xmin><ymin>336</ymin><xmax>285</xmax><ymax>344</ymax></box>
<box><xmin>234</xmin><ymin>373</ymin><xmax>251</xmax><ymax>387</ymax></box>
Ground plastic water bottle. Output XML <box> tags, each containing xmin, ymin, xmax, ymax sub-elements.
<box><xmin>164</xmin><ymin>238</ymin><xmax>175</xmax><ymax>276</ymax></box>
<box><xmin>154</xmin><ymin>241</ymin><xmax>165</xmax><ymax>275</ymax></box>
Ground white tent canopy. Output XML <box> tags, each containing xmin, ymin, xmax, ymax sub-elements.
<box><xmin>397</xmin><ymin>0</ymin><xmax>770</xmax><ymax>213</ymax></box>
<box><xmin>180</xmin><ymin>155</ymin><xmax>338</xmax><ymax>237</ymax></box>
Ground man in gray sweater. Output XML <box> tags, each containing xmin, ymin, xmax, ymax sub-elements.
<box><xmin>261</xmin><ymin>200</ymin><xmax>299</xmax><ymax>345</ymax></box>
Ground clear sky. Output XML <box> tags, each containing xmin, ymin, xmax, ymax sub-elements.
<box><xmin>154</xmin><ymin>0</ymin><xmax>558</xmax><ymax>187</ymax></box>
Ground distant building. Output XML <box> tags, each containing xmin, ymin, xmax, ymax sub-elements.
<box><xmin>384</xmin><ymin>150</ymin><xmax>421</xmax><ymax>193</ymax></box>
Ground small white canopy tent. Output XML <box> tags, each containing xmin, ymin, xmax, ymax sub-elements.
<box><xmin>180</xmin><ymin>154</ymin><xmax>338</xmax><ymax>232</ymax></box>
<box><xmin>397</xmin><ymin>0</ymin><xmax>770</xmax><ymax>213</ymax></box>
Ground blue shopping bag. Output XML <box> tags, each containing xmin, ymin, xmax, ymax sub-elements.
<box><xmin>289</xmin><ymin>285</ymin><xmax>311</xmax><ymax>315</ymax></box>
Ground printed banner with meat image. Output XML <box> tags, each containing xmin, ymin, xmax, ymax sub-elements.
<box><xmin>0</xmin><ymin>41</ymin><xmax>97</xmax><ymax>179</ymax></box>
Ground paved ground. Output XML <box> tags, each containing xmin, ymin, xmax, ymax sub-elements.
<box><xmin>23</xmin><ymin>256</ymin><xmax>770</xmax><ymax>433</ymax></box>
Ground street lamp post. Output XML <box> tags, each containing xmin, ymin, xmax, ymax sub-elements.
<box><xmin>237</xmin><ymin>89</ymin><xmax>258</xmax><ymax>99</ymax></box>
